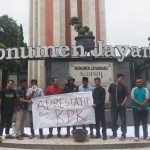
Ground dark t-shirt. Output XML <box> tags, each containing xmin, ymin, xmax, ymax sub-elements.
<box><xmin>0</xmin><ymin>88</ymin><xmax>17</xmax><ymax>113</ymax></box>
<box><xmin>108</xmin><ymin>83</ymin><xmax>129</xmax><ymax>107</ymax></box>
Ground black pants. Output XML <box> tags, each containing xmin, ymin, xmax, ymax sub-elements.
<box><xmin>95</xmin><ymin>110</ymin><xmax>107</xmax><ymax>137</ymax></box>
<box><xmin>0</xmin><ymin>113</ymin><xmax>13</xmax><ymax>136</ymax></box>
<box><xmin>66</xmin><ymin>126</ymin><xmax>76</xmax><ymax>135</ymax></box>
<box><xmin>133</xmin><ymin>108</ymin><xmax>148</xmax><ymax>138</ymax></box>
<box><xmin>82</xmin><ymin>124</ymin><xmax>94</xmax><ymax>135</ymax></box>
<box><xmin>49</xmin><ymin>127</ymin><xmax>61</xmax><ymax>134</ymax></box>
<box><xmin>111</xmin><ymin>106</ymin><xmax>126</xmax><ymax>137</ymax></box>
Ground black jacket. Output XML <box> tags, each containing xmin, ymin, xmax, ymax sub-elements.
<box><xmin>64</xmin><ymin>76</ymin><xmax>78</xmax><ymax>93</ymax></box>
<box><xmin>93</xmin><ymin>86</ymin><xmax>106</xmax><ymax>111</ymax></box>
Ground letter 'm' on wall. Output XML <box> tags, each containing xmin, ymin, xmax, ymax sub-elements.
<box><xmin>6</xmin><ymin>48</ymin><xmax>19</xmax><ymax>59</ymax></box>
<box><xmin>35</xmin><ymin>46</ymin><xmax>57</xmax><ymax>58</ymax></box>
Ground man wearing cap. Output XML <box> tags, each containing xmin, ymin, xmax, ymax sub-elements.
<box><xmin>78</xmin><ymin>77</ymin><xmax>94</xmax><ymax>138</ymax></box>
<box><xmin>63</xmin><ymin>76</ymin><xmax>78</xmax><ymax>138</ymax></box>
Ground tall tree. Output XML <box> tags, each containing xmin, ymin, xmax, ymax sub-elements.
<box><xmin>0</xmin><ymin>15</ymin><xmax>26</xmax><ymax>88</ymax></box>
<box><xmin>0</xmin><ymin>15</ymin><xmax>20</xmax><ymax>48</ymax></box>
<box><xmin>19</xmin><ymin>24</ymin><xmax>25</xmax><ymax>47</ymax></box>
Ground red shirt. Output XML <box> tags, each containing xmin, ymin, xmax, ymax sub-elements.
<box><xmin>45</xmin><ymin>85</ymin><xmax>64</xmax><ymax>95</ymax></box>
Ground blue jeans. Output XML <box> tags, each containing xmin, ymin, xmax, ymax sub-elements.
<box><xmin>133</xmin><ymin>108</ymin><xmax>148</xmax><ymax>138</ymax></box>
<box><xmin>29</xmin><ymin>111</ymin><xmax>43</xmax><ymax>135</ymax></box>
<box><xmin>111</xmin><ymin>106</ymin><xmax>126</xmax><ymax>137</ymax></box>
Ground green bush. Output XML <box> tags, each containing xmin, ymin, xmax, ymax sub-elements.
<box><xmin>69</xmin><ymin>16</ymin><xmax>93</xmax><ymax>35</ymax></box>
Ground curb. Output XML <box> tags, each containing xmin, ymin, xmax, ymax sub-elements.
<box><xmin>1</xmin><ymin>142</ymin><xmax>150</xmax><ymax>149</ymax></box>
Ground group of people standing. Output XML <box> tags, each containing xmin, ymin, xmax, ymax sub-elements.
<box><xmin>0</xmin><ymin>73</ymin><xmax>149</xmax><ymax>143</ymax></box>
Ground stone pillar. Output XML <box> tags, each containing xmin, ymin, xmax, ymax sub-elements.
<box><xmin>37</xmin><ymin>0</ymin><xmax>46</xmax><ymax>90</ymax></box>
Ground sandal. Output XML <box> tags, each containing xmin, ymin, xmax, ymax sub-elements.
<box><xmin>143</xmin><ymin>137</ymin><xmax>150</xmax><ymax>141</ymax></box>
<box><xmin>119</xmin><ymin>136</ymin><xmax>126</xmax><ymax>141</ymax></box>
<box><xmin>134</xmin><ymin>137</ymin><xmax>139</xmax><ymax>142</ymax></box>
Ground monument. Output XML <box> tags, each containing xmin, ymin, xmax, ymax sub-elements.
<box><xmin>28</xmin><ymin>0</ymin><xmax>134</xmax><ymax>107</ymax></box>
<box><xmin>28</xmin><ymin>0</ymin><xmax>106</xmax><ymax>87</ymax></box>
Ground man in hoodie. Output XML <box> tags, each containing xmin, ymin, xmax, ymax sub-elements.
<box><xmin>63</xmin><ymin>76</ymin><xmax>78</xmax><ymax>138</ymax></box>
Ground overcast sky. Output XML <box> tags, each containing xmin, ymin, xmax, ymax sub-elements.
<box><xmin>0</xmin><ymin>0</ymin><xmax>150</xmax><ymax>47</ymax></box>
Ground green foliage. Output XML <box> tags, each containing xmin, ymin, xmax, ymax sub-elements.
<box><xmin>0</xmin><ymin>15</ymin><xmax>20</xmax><ymax>48</ymax></box>
<box><xmin>74</xmin><ymin>24</ymin><xmax>82</xmax><ymax>32</ymax></box>
<box><xmin>0</xmin><ymin>43</ymin><xmax>5</xmax><ymax>48</ymax></box>
<box><xmin>0</xmin><ymin>15</ymin><xmax>26</xmax><ymax>88</ymax></box>
<box><xmin>69</xmin><ymin>17</ymin><xmax>79</xmax><ymax>26</ymax></box>
<box><xmin>83</xmin><ymin>26</ymin><xmax>90</xmax><ymax>33</ymax></box>
<box><xmin>87</xmin><ymin>31</ymin><xmax>93</xmax><ymax>35</ymax></box>
<box><xmin>134</xmin><ymin>60</ymin><xmax>144</xmax><ymax>79</ymax></box>
<box><xmin>19</xmin><ymin>24</ymin><xmax>25</xmax><ymax>47</ymax></box>
<box><xmin>69</xmin><ymin>16</ymin><xmax>93</xmax><ymax>35</ymax></box>
<box><xmin>78</xmin><ymin>28</ymin><xmax>86</xmax><ymax>35</ymax></box>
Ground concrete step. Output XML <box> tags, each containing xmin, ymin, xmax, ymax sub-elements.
<box><xmin>0</xmin><ymin>136</ymin><xmax>150</xmax><ymax>150</ymax></box>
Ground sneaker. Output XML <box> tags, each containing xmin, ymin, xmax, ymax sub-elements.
<box><xmin>29</xmin><ymin>135</ymin><xmax>35</xmax><ymax>139</ymax></box>
<box><xmin>103</xmin><ymin>136</ymin><xmax>107</xmax><ymax>141</ymax></box>
<box><xmin>21</xmin><ymin>133</ymin><xmax>29</xmax><ymax>137</ymax></box>
<box><xmin>90</xmin><ymin>135</ymin><xmax>95</xmax><ymax>139</ymax></box>
<box><xmin>47</xmin><ymin>134</ymin><xmax>53</xmax><ymax>139</ymax></box>
<box><xmin>16</xmin><ymin>135</ymin><xmax>23</xmax><ymax>140</ymax></box>
<box><xmin>110</xmin><ymin>135</ymin><xmax>117</xmax><ymax>139</ymax></box>
<box><xmin>57</xmin><ymin>134</ymin><xmax>62</xmax><ymax>138</ymax></box>
<box><xmin>95</xmin><ymin>135</ymin><xmax>101</xmax><ymax>139</ymax></box>
<box><xmin>63</xmin><ymin>134</ymin><xmax>70</xmax><ymax>138</ymax></box>
<box><xmin>5</xmin><ymin>135</ymin><xmax>15</xmax><ymax>139</ymax></box>
<box><xmin>119</xmin><ymin>136</ymin><xmax>126</xmax><ymax>141</ymax></box>
<box><xmin>0</xmin><ymin>137</ymin><xmax>2</xmax><ymax>143</ymax></box>
<box><xmin>40</xmin><ymin>134</ymin><xmax>44</xmax><ymax>139</ymax></box>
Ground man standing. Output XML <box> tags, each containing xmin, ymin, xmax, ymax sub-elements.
<box><xmin>131</xmin><ymin>78</ymin><xmax>150</xmax><ymax>142</ymax></box>
<box><xmin>26</xmin><ymin>79</ymin><xmax>44</xmax><ymax>139</ymax></box>
<box><xmin>93</xmin><ymin>77</ymin><xmax>107</xmax><ymax>140</ymax></box>
<box><xmin>16</xmin><ymin>79</ymin><xmax>31</xmax><ymax>140</ymax></box>
<box><xmin>108</xmin><ymin>74</ymin><xmax>128</xmax><ymax>141</ymax></box>
<box><xmin>63</xmin><ymin>76</ymin><xmax>78</xmax><ymax>138</ymax></box>
<box><xmin>45</xmin><ymin>77</ymin><xmax>63</xmax><ymax>138</ymax></box>
<box><xmin>78</xmin><ymin>77</ymin><xmax>94</xmax><ymax>139</ymax></box>
<box><xmin>0</xmin><ymin>80</ymin><xmax>17</xmax><ymax>143</ymax></box>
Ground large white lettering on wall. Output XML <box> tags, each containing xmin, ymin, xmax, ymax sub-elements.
<box><xmin>0</xmin><ymin>40</ymin><xmax>150</xmax><ymax>62</ymax></box>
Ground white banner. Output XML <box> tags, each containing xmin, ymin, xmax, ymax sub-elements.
<box><xmin>32</xmin><ymin>91</ymin><xmax>95</xmax><ymax>129</ymax></box>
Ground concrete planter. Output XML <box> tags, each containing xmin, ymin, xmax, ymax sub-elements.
<box><xmin>75</xmin><ymin>35</ymin><xmax>95</xmax><ymax>53</ymax></box>
<box><xmin>72</xmin><ymin>129</ymin><xmax>88</xmax><ymax>142</ymax></box>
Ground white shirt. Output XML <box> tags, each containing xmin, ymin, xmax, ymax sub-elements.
<box><xmin>26</xmin><ymin>88</ymin><xmax>44</xmax><ymax>111</ymax></box>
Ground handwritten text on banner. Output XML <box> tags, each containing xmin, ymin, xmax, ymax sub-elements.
<box><xmin>32</xmin><ymin>91</ymin><xmax>96</xmax><ymax>129</ymax></box>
